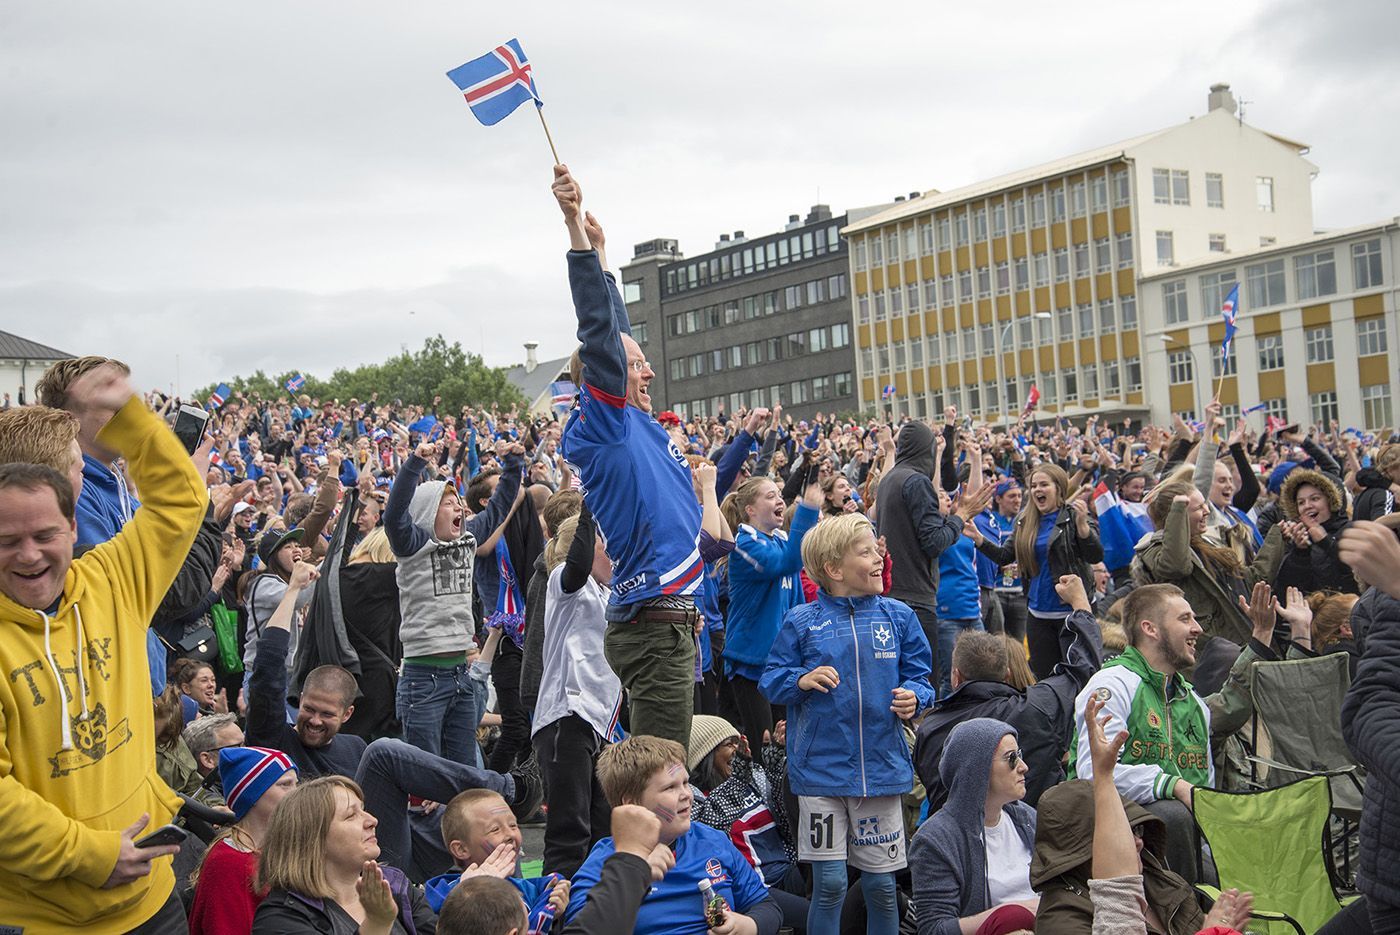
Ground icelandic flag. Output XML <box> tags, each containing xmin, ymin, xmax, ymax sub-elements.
<box><xmin>446</xmin><ymin>40</ymin><xmax>542</xmax><ymax>127</ymax></box>
<box><xmin>1023</xmin><ymin>383</ymin><xmax>1041</xmax><ymax>412</ymax></box>
<box><xmin>1266</xmin><ymin>415</ymin><xmax>1287</xmax><ymax>434</ymax></box>
<box><xmin>285</xmin><ymin>373</ymin><xmax>306</xmax><ymax>393</ymax></box>
<box><xmin>1220</xmin><ymin>283</ymin><xmax>1240</xmax><ymax>357</ymax></box>
<box><xmin>1243</xmin><ymin>402</ymin><xmax>1268</xmax><ymax>415</ymax></box>
<box><xmin>882</xmin><ymin>384</ymin><xmax>896</xmax><ymax>400</ymax></box>
<box><xmin>207</xmin><ymin>383</ymin><xmax>231</xmax><ymax>409</ymax></box>
<box><xmin>407</xmin><ymin>414</ymin><xmax>439</xmax><ymax>436</ymax></box>
<box><xmin>208</xmin><ymin>448</ymin><xmax>223</xmax><ymax>468</ymax></box>
<box><xmin>1093</xmin><ymin>480</ymin><xmax>1153</xmax><ymax>573</ymax></box>
<box><xmin>548</xmin><ymin>380</ymin><xmax>576</xmax><ymax>410</ymax></box>
<box><xmin>371</xmin><ymin>428</ymin><xmax>390</xmax><ymax>442</ymax></box>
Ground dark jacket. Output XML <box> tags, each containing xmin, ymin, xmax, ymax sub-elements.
<box><xmin>558</xmin><ymin>852</ymin><xmax>655</xmax><ymax>935</ymax></box>
<box><xmin>252</xmin><ymin>864</ymin><xmax>436</xmax><ymax>934</ymax></box>
<box><xmin>974</xmin><ymin>506</ymin><xmax>1103</xmax><ymax>603</ymax></box>
<box><xmin>1273</xmin><ymin>468</ymin><xmax>1358</xmax><ymax>596</ymax></box>
<box><xmin>339</xmin><ymin>559</ymin><xmax>402</xmax><ymax>742</ymax></box>
<box><xmin>1342</xmin><ymin>586</ymin><xmax>1400</xmax><ymax>906</ymax></box>
<box><xmin>1350</xmin><ymin>468</ymin><xmax>1399</xmax><ymax>522</ymax></box>
<box><xmin>910</xmin><ymin>718</ymin><xmax>1038</xmax><ymax>935</ymax></box>
<box><xmin>879</xmin><ymin>421</ymin><xmax>964</xmax><ymax>608</ymax></box>
<box><xmin>915</xmin><ymin>610</ymin><xmax>1103</xmax><ymax>811</ymax></box>
<box><xmin>1030</xmin><ymin>780</ymin><xmax>1203</xmax><ymax>935</ymax></box>
<box><xmin>520</xmin><ymin>551</ymin><xmax>550</xmax><ymax>711</ymax></box>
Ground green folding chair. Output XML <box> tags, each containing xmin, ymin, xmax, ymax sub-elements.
<box><xmin>1192</xmin><ymin>775</ymin><xmax>1345</xmax><ymax>935</ymax></box>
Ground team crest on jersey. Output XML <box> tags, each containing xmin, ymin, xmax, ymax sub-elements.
<box><xmin>1147</xmin><ymin>709</ymin><xmax>1162</xmax><ymax>730</ymax></box>
<box><xmin>874</xmin><ymin>624</ymin><xmax>892</xmax><ymax>647</ymax></box>
<box><xmin>873</xmin><ymin>623</ymin><xmax>897</xmax><ymax>658</ymax></box>
<box><xmin>667</xmin><ymin>439</ymin><xmax>689</xmax><ymax>470</ymax></box>
<box><xmin>705</xmin><ymin>857</ymin><xmax>726</xmax><ymax>880</ymax></box>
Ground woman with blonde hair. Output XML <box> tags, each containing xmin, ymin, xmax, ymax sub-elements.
<box><xmin>965</xmin><ymin>463</ymin><xmax>1103</xmax><ymax>679</ymax></box>
<box><xmin>252</xmin><ymin>775</ymin><xmax>436</xmax><ymax>934</ymax></box>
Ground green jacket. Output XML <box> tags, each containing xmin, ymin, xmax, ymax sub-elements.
<box><xmin>1131</xmin><ymin>499</ymin><xmax>1283</xmax><ymax>650</ymax></box>
<box><xmin>1069</xmin><ymin>643</ymin><xmax>1261</xmax><ymax>803</ymax></box>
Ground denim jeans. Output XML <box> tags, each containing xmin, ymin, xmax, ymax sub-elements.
<box><xmin>396</xmin><ymin>662</ymin><xmax>482</xmax><ymax>767</ymax></box>
<box><xmin>355</xmin><ymin>738</ymin><xmax>514</xmax><ymax>874</ymax></box>
<box><xmin>936</xmin><ymin>617</ymin><xmax>984</xmax><ymax>695</ymax></box>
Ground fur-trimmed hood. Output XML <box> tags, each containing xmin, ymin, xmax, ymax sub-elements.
<box><xmin>1279</xmin><ymin>468</ymin><xmax>1346</xmax><ymax>521</ymax></box>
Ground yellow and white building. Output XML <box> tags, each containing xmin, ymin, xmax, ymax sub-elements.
<box><xmin>1139</xmin><ymin>220</ymin><xmax>1400</xmax><ymax>430</ymax></box>
<box><xmin>842</xmin><ymin>85</ymin><xmax>1319</xmax><ymax>423</ymax></box>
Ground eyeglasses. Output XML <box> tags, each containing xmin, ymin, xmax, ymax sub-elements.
<box><xmin>1002</xmin><ymin>748</ymin><xmax>1025</xmax><ymax>769</ymax></box>
<box><xmin>628</xmin><ymin>359</ymin><xmax>651</xmax><ymax>374</ymax></box>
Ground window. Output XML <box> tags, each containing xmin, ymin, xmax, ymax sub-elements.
<box><xmin>1037</xmin><ymin>315</ymin><xmax>1053</xmax><ymax>343</ymax></box>
<box><xmin>974</xmin><ymin>208</ymin><xmax>988</xmax><ymax>241</ymax></box>
<box><xmin>835</xmin><ymin>372</ymin><xmax>853</xmax><ymax>398</ymax></box>
<box><xmin>1031</xmin><ymin>193</ymin><xmax>1046</xmax><ymax>226</ymax></box>
<box><xmin>928</xmin><ymin>334</ymin><xmax>940</xmax><ymax>364</ymax></box>
<box><xmin>874</xmin><ymin>292</ymin><xmax>886</xmax><ymax>321</ymax></box>
<box><xmin>858</xmin><ymin>295</ymin><xmax>870</xmax><ymax>323</ymax></box>
<box><xmin>729</xmin><ymin>346</ymin><xmax>742</xmax><ymax>368</ymax></box>
<box><xmin>1310</xmin><ymin>391</ymin><xmax>1338</xmax><ymax>427</ymax></box>
<box><xmin>1082</xmin><ymin>365</ymin><xmax>1099</xmax><ymax>399</ymax></box>
<box><xmin>1091</xmin><ymin>176</ymin><xmax>1108</xmax><ymax>212</ymax></box>
<box><xmin>958</xmin><ymin>270</ymin><xmax>973</xmax><ymax>302</ymax></box>
<box><xmin>689</xmin><ymin>353</ymin><xmax>704</xmax><ymax>376</ymax></box>
<box><xmin>1153</xmin><ymin>168</ymin><xmax>1189</xmax><ymax>205</ymax></box>
<box><xmin>886</xmin><ymin>232</ymin><xmax>900</xmax><ymax>263</ymax></box>
<box><xmin>1098</xmin><ymin>298</ymin><xmax>1116</xmax><ymax>332</ymax></box>
<box><xmin>789</xmin><ymin>380</ymin><xmax>809</xmax><ymax>405</ymax></box>
<box><xmin>977</xmin><ymin>266</ymin><xmax>992</xmax><ymax>296</ymax></box>
<box><xmin>979</xmin><ymin>322</ymin><xmax>994</xmax><ymax>354</ymax></box>
<box><xmin>1078</xmin><ymin>303</ymin><xmax>1096</xmax><ymax>337</ymax></box>
<box><xmin>633</xmin><ymin>320</ymin><xmax>648</xmax><ymax>344</ymax></box>
<box><xmin>956</xmin><ymin>214</ymin><xmax>970</xmax><ymax>246</ymax></box>
<box><xmin>920</xmin><ymin>222</ymin><xmax>935</xmax><ymax>255</ymax></box>
<box><xmin>1246</xmin><ymin>258</ymin><xmax>1286</xmax><ymax>308</ymax></box>
<box><xmin>1257</xmin><ymin>334</ymin><xmax>1285</xmax><ymax>371</ymax></box>
<box><xmin>1116</xmin><ymin>231</ymin><xmax>1134</xmax><ymax>269</ymax></box>
<box><xmin>767</xmin><ymin>337</ymin><xmax>782</xmax><ymax>362</ymax></box>
<box><xmin>1201</xmin><ymin>270</ymin><xmax>1237</xmax><ymax>319</ymax></box>
<box><xmin>924</xmin><ymin>280</ymin><xmax>938</xmax><ymax>308</ymax></box>
<box><xmin>968</xmin><ymin>383</ymin><xmax>982</xmax><ymax>413</ymax></box>
<box><xmin>877</xmin><ymin>347</ymin><xmax>889</xmax><ymax>371</ymax></box>
<box><xmin>1354</xmin><ymin>239</ymin><xmax>1383</xmax><ymax>289</ymax></box>
<box><xmin>1261</xmin><ymin>236</ymin><xmax>1276</xmax><ymax>247</ymax></box>
<box><xmin>746</xmin><ymin>342</ymin><xmax>763</xmax><ymax>365</ymax></box>
<box><xmin>1014</xmin><ymin>257</ymin><xmax>1029</xmax><ymax>291</ymax></box>
<box><xmin>809</xmin><ymin>327</ymin><xmax>830</xmax><ymax>353</ymax></box>
<box><xmin>1017</xmin><ymin>316</ymin><xmax>1032</xmax><ymax>346</ymax></box>
<box><xmin>1206</xmin><ymin>173</ymin><xmax>1224</xmax><ymax>208</ymax></box>
<box><xmin>1073</xmin><ymin>242</ymin><xmax>1089</xmax><ymax>277</ymax></box>
<box><xmin>1256</xmin><ymin>176</ymin><xmax>1274</xmax><ymax>212</ymax></box>
<box><xmin>810</xmin><ymin>375</ymin><xmax>833</xmax><ymax>401</ymax></box>
<box><xmin>1121</xmin><ymin>294</ymin><xmax>1137</xmax><ymax>328</ymax></box>
<box><xmin>894</xmin><ymin>343</ymin><xmax>906</xmax><ymax>369</ymax></box>
<box><xmin>945</xmin><ymin>333</ymin><xmax>959</xmax><ymax>362</ymax></box>
<box><xmin>1156</xmin><ymin>230</ymin><xmax>1174</xmax><ymax>265</ymax></box>
<box><xmin>1264</xmin><ymin>398</ymin><xmax>1288</xmax><ymax>421</ymax></box>
<box><xmin>1305</xmin><ymin>325</ymin><xmax>1334</xmax><ymax>364</ymax></box>
<box><xmin>962</xmin><ymin>330</ymin><xmax>976</xmax><ymax>358</ymax></box>
<box><xmin>1296</xmin><ymin>250</ymin><xmax>1337</xmax><ymax>299</ymax></box>
<box><xmin>870</xmin><ymin>238</ymin><xmax>883</xmax><ymax>266</ymax></box>
<box><xmin>904</xmin><ymin>227</ymin><xmax>917</xmax><ymax>260</ymax></box>
<box><xmin>937</xmin><ymin>216</ymin><xmax>952</xmax><ymax>248</ymax></box>
<box><xmin>1168</xmin><ymin>351</ymin><xmax>1193</xmax><ymax>384</ymax></box>
<box><xmin>1011</xmin><ymin>198</ymin><xmax>1026</xmax><ymax>233</ymax></box>
<box><xmin>785</xmin><ymin>284</ymin><xmax>804</xmax><ymax>310</ymax></box>
<box><xmin>669</xmin><ymin>359</ymin><xmax>684</xmax><ymax>382</ymax></box>
<box><xmin>1213</xmin><ymin>345</ymin><xmax>1237</xmax><ymax>378</ymax></box>
<box><xmin>1125</xmin><ymin>356</ymin><xmax>1142</xmax><ymax>391</ymax></box>
<box><xmin>743</xmin><ymin>296</ymin><xmax>759</xmax><ymax>320</ymax></box>
<box><xmin>940</xmin><ymin>275</ymin><xmax>954</xmax><ymax>305</ymax></box>
<box><xmin>910</xmin><ymin>338</ymin><xmax>924</xmax><ymax>368</ymax></box>
<box><xmin>906</xmin><ymin>283</ymin><xmax>920</xmax><ymax>311</ymax></box>
<box><xmin>710</xmin><ymin>349</ymin><xmax>724</xmax><ymax>373</ymax></box>
<box><xmin>992</xmin><ymin>204</ymin><xmax>1007</xmax><ymax>237</ymax></box>
<box><xmin>1053</xmin><ymin>248</ymin><xmax>1070</xmax><ymax>283</ymax></box>
<box><xmin>1071</xmin><ymin>181</ymin><xmax>1087</xmax><ymax>218</ymax></box>
<box><xmin>1209</xmin><ymin>234</ymin><xmax>1227</xmax><ymax>253</ymax></box>
<box><xmin>1113</xmin><ymin>170</ymin><xmax>1131</xmax><ymax>207</ymax></box>
<box><xmin>1162</xmin><ymin>280</ymin><xmax>1188</xmax><ymax>324</ymax></box>
<box><xmin>1057</xmin><ymin>306</ymin><xmax>1074</xmax><ymax>340</ymax></box>
<box><xmin>996</xmin><ymin>261</ymin><xmax>1011</xmax><ymax>295</ymax></box>
<box><xmin>860</xmin><ymin>347</ymin><xmax>874</xmax><ymax>373</ymax></box>
<box><xmin>827</xmin><ymin>274</ymin><xmax>847</xmax><ymax>299</ymax></box>
<box><xmin>1095</xmin><ymin>237</ymin><xmax>1113</xmax><ymax>273</ymax></box>
<box><xmin>983</xmin><ymin>382</ymin><xmax>1000</xmax><ymax>411</ymax></box>
<box><xmin>1033</xmin><ymin>252</ymin><xmax>1049</xmax><ymax>287</ymax></box>
<box><xmin>1104</xmin><ymin>360</ymin><xmax>1121</xmax><ymax>396</ymax></box>
<box><xmin>1061</xmin><ymin>368</ymin><xmax>1078</xmax><ymax>401</ymax></box>
<box><xmin>1357</xmin><ymin>317</ymin><xmax>1387</xmax><ymax>356</ymax></box>
<box><xmin>888</xmin><ymin>287</ymin><xmax>903</xmax><ymax>315</ymax></box>
<box><xmin>1050</xmin><ymin>187</ymin><xmax>1067</xmax><ymax>222</ymax></box>
<box><xmin>1363</xmin><ymin>384</ymin><xmax>1393</xmax><ymax>430</ymax></box>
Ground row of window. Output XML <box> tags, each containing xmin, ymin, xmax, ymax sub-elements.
<box><xmin>1178</xmin><ymin>388</ymin><xmax>1394</xmax><ymax>433</ymax></box>
<box><xmin>1150</xmin><ymin>169</ymin><xmax>1267</xmax><ymax>211</ymax></box>
<box><xmin>667</xmin><ymin>323</ymin><xmax>852</xmax><ymax>382</ymax></box>
<box><xmin>663</xmin><ymin>225</ymin><xmax>843</xmax><ymax>296</ymax></box>
<box><xmin>852</xmin><ymin>169</ymin><xmax>1133</xmax><ymax>271</ymax></box>
<box><xmin>861</xmin><ymin>349</ymin><xmax>1145</xmax><ymax>406</ymax></box>
<box><xmin>666</xmin><ymin>274</ymin><xmax>848</xmax><ymax>337</ymax></box>
<box><xmin>857</xmin><ymin>236</ymin><xmax>1133</xmax><ymax>322</ymax></box>
<box><xmin>675</xmin><ymin>372</ymin><xmax>855</xmax><ymax>418</ymax></box>
<box><xmin>1167</xmin><ymin>318</ymin><xmax>1389</xmax><ymax>385</ymax></box>
<box><xmin>1161</xmin><ymin>239</ymin><xmax>1386</xmax><ymax>324</ymax></box>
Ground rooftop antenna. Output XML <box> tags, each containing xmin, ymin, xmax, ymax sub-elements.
<box><xmin>1237</xmin><ymin>94</ymin><xmax>1252</xmax><ymax>127</ymax></box>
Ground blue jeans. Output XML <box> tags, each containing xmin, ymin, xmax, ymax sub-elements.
<box><xmin>936</xmin><ymin>617</ymin><xmax>984</xmax><ymax>696</ymax></box>
<box><xmin>396</xmin><ymin>662</ymin><xmax>482</xmax><ymax>767</ymax></box>
<box><xmin>355</xmin><ymin>738</ymin><xmax>514</xmax><ymax>875</ymax></box>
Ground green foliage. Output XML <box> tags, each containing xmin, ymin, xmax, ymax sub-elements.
<box><xmin>192</xmin><ymin>335</ymin><xmax>526</xmax><ymax>413</ymax></box>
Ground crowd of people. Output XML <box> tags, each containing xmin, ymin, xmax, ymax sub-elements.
<box><xmin>1</xmin><ymin>163</ymin><xmax>1397</xmax><ymax>935</ymax></box>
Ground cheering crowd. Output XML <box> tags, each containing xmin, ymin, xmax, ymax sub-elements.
<box><xmin>0</xmin><ymin>164</ymin><xmax>1397</xmax><ymax>935</ymax></box>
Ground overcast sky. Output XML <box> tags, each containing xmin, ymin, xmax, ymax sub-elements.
<box><xmin>3</xmin><ymin>0</ymin><xmax>1397</xmax><ymax>396</ymax></box>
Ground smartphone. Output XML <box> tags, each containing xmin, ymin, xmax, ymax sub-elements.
<box><xmin>134</xmin><ymin>824</ymin><xmax>187</xmax><ymax>849</ymax></box>
<box><xmin>173</xmin><ymin>405</ymin><xmax>211</xmax><ymax>455</ymax></box>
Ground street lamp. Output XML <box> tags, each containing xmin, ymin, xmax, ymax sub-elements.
<box><xmin>1161</xmin><ymin>334</ymin><xmax>1206</xmax><ymax>419</ymax></box>
<box><xmin>993</xmin><ymin>312</ymin><xmax>1050</xmax><ymax>422</ymax></box>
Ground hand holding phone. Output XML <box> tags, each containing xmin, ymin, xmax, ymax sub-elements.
<box><xmin>173</xmin><ymin>405</ymin><xmax>211</xmax><ymax>455</ymax></box>
<box><xmin>134</xmin><ymin>823</ymin><xmax>188</xmax><ymax>849</ymax></box>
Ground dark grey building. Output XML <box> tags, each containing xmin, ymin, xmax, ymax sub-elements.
<box><xmin>620</xmin><ymin>207</ymin><xmax>857</xmax><ymax>422</ymax></box>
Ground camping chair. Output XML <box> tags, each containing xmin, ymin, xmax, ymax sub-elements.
<box><xmin>1192</xmin><ymin>776</ymin><xmax>1346</xmax><ymax>935</ymax></box>
<box><xmin>1247</xmin><ymin>652</ymin><xmax>1364</xmax><ymax>886</ymax></box>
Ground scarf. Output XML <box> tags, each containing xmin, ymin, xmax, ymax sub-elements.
<box><xmin>489</xmin><ymin>535</ymin><xmax>527</xmax><ymax>649</ymax></box>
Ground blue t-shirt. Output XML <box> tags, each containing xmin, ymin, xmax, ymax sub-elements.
<box><xmin>565</xmin><ymin>822</ymin><xmax>769</xmax><ymax>935</ymax></box>
<box><xmin>935</xmin><ymin>535</ymin><xmax>980</xmax><ymax>619</ymax></box>
<box><xmin>973</xmin><ymin>510</ymin><xmax>1021</xmax><ymax>589</ymax></box>
<box><xmin>1028</xmin><ymin>511</ymin><xmax>1071</xmax><ymax>615</ymax></box>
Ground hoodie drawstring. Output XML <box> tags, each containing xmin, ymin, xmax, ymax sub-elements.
<box><xmin>40</xmin><ymin>602</ymin><xmax>90</xmax><ymax>752</ymax></box>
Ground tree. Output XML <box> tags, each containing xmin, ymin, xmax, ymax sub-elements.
<box><xmin>193</xmin><ymin>336</ymin><xmax>525</xmax><ymax>413</ymax></box>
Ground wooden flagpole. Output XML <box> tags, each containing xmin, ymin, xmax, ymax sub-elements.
<box><xmin>536</xmin><ymin>105</ymin><xmax>560</xmax><ymax>165</ymax></box>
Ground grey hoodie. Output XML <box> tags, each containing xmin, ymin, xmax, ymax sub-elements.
<box><xmin>910</xmin><ymin>717</ymin><xmax>1038</xmax><ymax>935</ymax></box>
<box><xmin>879</xmin><ymin>420</ymin><xmax>963</xmax><ymax>608</ymax></box>
<box><xmin>383</xmin><ymin>454</ymin><xmax>522</xmax><ymax>659</ymax></box>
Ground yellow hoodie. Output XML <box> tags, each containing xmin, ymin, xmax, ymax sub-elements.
<box><xmin>0</xmin><ymin>397</ymin><xmax>205</xmax><ymax>932</ymax></box>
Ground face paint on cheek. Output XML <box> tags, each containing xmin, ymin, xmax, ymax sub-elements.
<box><xmin>652</xmin><ymin>803</ymin><xmax>677</xmax><ymax>823</ymax></box>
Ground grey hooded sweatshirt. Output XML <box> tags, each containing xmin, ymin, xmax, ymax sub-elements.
<box><xmin>384</xmin><ymin>453</ymin><xmax>522</xmax><ymax>658</ymax></box>
<box><xmin>878</xmin><ymin>420</ymin><xmax>964</xmax><ymax>609</ymax></box>
<box><xmin>910</xmin><ymin>717</ymin><xmax>1038</xmax><ymax>935</ymax></box>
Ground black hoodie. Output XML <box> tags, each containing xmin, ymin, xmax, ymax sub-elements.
<box><xmin>877</xmin><ymin>421</ymin><xmax>963</xmax><ymax>608</ymax></box>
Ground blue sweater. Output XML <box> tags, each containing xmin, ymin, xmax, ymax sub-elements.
<box><xmin>559</xmin><ymin>250</ymin><xmax>703</xmax><ymax>619</ymax></box>
<box><xmin>725</xmin><ymin>504</ymin><xmax>819</xmax><ymax>674</ymax></box>
<box><xmin>761</xmin><ymin>591</ymin><xmax>935</xmax><ymax>797</ymax></box>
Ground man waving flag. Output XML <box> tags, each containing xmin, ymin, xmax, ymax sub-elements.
<box><xmin>447</xmin><ymin>39</ymin><xmax>542</xmax><ymax>126</ymax></box>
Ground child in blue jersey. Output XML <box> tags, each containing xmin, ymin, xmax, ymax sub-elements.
<box><xmin>424</xmin><ymin>789</ymin><xmax>571</xmax><ymax>930</ymax></box>
<box><xmin>934</xmin><ymin>485</ymin><xmax>990</xmax><ymax>696</ymax></box>
<box><xmin>760</xmin><ymin>513</ymin><xmax>936</xmax><ymax>935</ymax></box>
<box><xmin>565</xmin><ymin>735</ymin><xmax>781</xmax><ymax>935</ymax></box>
<box><xmin>724</xmin><ymin>475</ymin><xmax>822</xmax><ymax>746</ymax></box>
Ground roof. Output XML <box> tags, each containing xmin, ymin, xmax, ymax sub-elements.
<box><xmin>0</xmin><ymin>329</ymin><xmax>74</xmax><ymax>361</ymax></box>
<box><xmin>1137</xmin><ymin>217</ymin><xmax>1400</xmax><ymax>280</ymax></box>
<box><xmin>844</xmin><ymin>114</ymin><xmax>1312</xmax><ymax>235</ymax></box>
<box><xmin>504</xmin><ymin>354</ymin><xmax>571</xmax><ymax>405</ymax></box>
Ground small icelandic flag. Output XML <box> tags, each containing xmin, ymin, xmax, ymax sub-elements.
<box><xmin>1243</xmin><ymin>402</ymin><xmax>1268</xmax><ymax>415</ymax></box>
<box><xmin>881</xmin><ymin>384</ymin><xmax>896</xmax><ymax>400</ymax></box>
<box><xmin>446</xmin><ymin>39</ymin><xmax>542</xmax><ymax>127</ymax></box>
<box><xmin>207</xmin><ymin>383</ymin><xmax>231</xmax><ymax>409</ymax></box>
<box><xmin>285</xmin><ymin>373</ymin><xmax>306</xmax><ymax>393</ymax></box>
<box><xmin>548</xmin><ymin>380</ymin><xmax>576</xmax><ymax>410</ymax></box>
<box><xmin>1220</xmin><ymin>283</ymin><xmax>1240</xmax><ymax>357</ymax></box>
<box><xmin>1023</xmin><ymin>383</ymin><xmax>1041</xmax><ymax>412</ymax></box>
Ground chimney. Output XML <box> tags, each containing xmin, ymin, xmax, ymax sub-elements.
<box><xmin>784</xmin><ymin>213</ymin><xmax>802</xmax><ymax>231</ymax></box>
<box><xmin>1207</xmin><ymin>83</ymin><xmax>1237</xmax><ymax>115</ymax></box>
<box><xmin>894</xmin><ymin>195</ymin><xmax>905</xmax><ymax>203</ymax></box>
<box><xmin>804</xmin><ymin>204</ymin><xmax>833</xmax><ymax>224</ymax></box>
<box><xmin>909</xmin><ymin>191</ymin><xmax>921</xmax><ymax>200</ymax></box>
<box><xmin>732</xmin><ymin>230</ymin><xmax>746</xmax><ymax>244</ymax></box>
<box><xmin>523</xmin><ymin>341</ymin><xmax>539</xmax><ymax>374</ymax></box>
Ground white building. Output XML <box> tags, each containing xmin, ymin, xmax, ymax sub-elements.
<box><xmin>0</xmin><ymin>330</ymin><xmax>73</xmax><ymax>406</ymax></box>
<box><xmin>1138</xmin><ymin>219</ymin><xmax>1400</xmax><ymax>429</ymax></box>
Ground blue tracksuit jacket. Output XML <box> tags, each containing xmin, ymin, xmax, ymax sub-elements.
<box><xmin>725</xmin><ymin>504</ymin><xmax>819</xmax><ymax>675</ymax></box>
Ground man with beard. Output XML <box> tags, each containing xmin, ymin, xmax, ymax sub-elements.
<box><xmin>1067</xmin><ymin>581</ymin><xmax>1283</xmax><ymax>883</ymax></box>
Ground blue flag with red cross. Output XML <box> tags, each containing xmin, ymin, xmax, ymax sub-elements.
<box><xmin>446</xmin><ymin>39</ymin><xmax>542</xmax><ymax>126</ymax></box>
